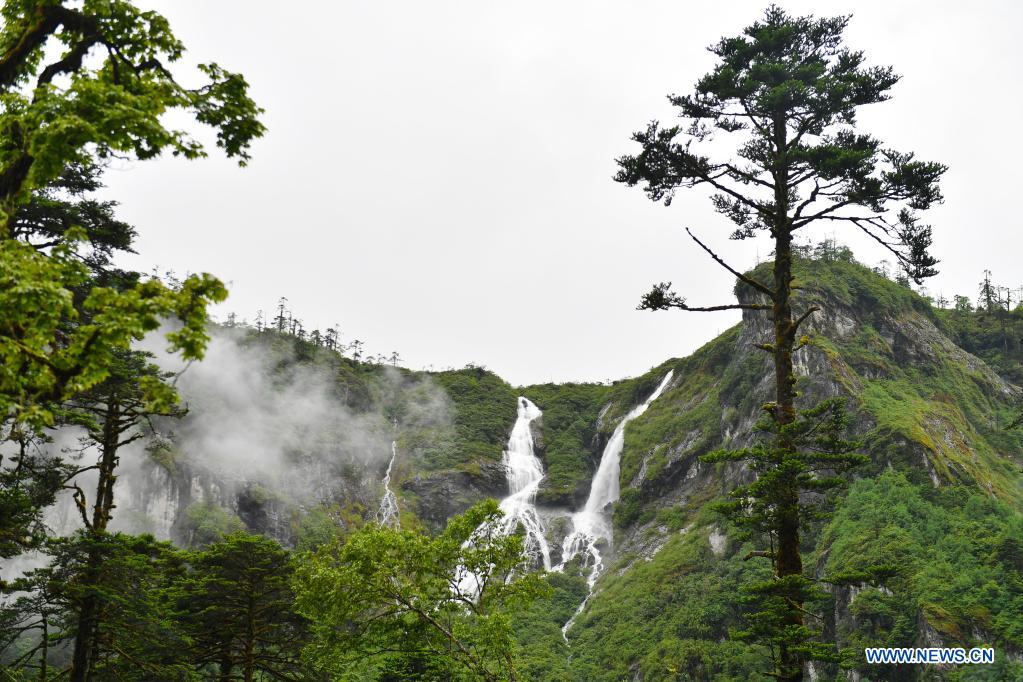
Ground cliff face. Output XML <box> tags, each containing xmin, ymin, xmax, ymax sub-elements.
<box><xmin>112</xmin><ymin>256</ymin><xmax>1023</xmax><ymax>680</ymax></box>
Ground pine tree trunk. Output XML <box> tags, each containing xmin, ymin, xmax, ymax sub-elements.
<box><xmin>69</xmin><ymin>401</ymin><xmax>121</xmax><ymax>682</ymax></box>
<box><xmin>68</xmin><ymin>563</ymin><xmax>100</xmax><ymax>682</ymax></box>
<box><xmin>772</xmin><ymin>117</ymin><xmax>804</xmax><ymax>682</ymax></box>
<box><xmin>39</xmin><ymin>617</ymin><xmax>48</xmax><ymax>682</ymax></box>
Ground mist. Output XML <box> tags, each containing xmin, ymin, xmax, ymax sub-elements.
<box><xmin>5</xmin><ymin>326</ymin><xmax>455</xmax><ymax>551</ymax></box>
<box><xmin>117</xmin><ymin>326</ymin><xmax>456</xmax><ymax>542</ymax></box>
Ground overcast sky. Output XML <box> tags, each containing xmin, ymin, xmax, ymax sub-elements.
<box><xmin>107</xmin><ymin>1</ymin><xmax>1023</xmax><ymax>386</ymax></box>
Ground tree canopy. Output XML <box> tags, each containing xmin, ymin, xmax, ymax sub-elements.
<box><xmin>294</xmin><ymin>501</ymin><xmax>551</xmax><ymax>681</ymax></box>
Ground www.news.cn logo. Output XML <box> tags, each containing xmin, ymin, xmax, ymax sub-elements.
<box><xmin>865</xmin><ymin>647</ymin><xmax>995</xmax><ymax>665</ymax></box>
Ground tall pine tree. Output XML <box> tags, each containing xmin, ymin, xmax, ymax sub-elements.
<box><xmin>615</xmin><ymin>6</ymin><xmax>944</xmax><ymax>680</ymax></box>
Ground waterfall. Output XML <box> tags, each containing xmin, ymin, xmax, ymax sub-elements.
<box><xmin>496</xmin><ymin>397</ymin><xmax>551</xmax><ymax>570</ymax></box>
<box><xmin>556</xmin><ymin>370</ymin><xmax>674</xmax><ymax>635</ymax></box>
<box><xmin>377</xmin><ymin>439</ymin><xmax>400</xmax><ymax>527</ymax></box>
<box><xmin>455</xmin><ymin>396</ymin><xmax>550</xmax><ymax>598</ymax></box>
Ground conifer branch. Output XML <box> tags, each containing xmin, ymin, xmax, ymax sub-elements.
<box><xmin>685</xmin><ymin>227</ymin><xmax>775</xmax><ymax>298</ymax></box>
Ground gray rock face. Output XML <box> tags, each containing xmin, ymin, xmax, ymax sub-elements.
<box><xmin>117</xmin><ymin>449</ymin><xmax>382</xmax><ymax>547</ymax></box>
<box><xmin>403</xmin><ymin>460</ymin><xmax>508</xmax><ymax>530</ymax></box>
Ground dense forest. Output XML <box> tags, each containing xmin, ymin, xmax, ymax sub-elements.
<box><xmin>1</xmin><ymin>2</ymin><xmax>1022</xmax><ymax>681</ymax></box>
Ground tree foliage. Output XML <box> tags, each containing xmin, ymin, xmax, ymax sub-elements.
<box><xmin>0</xmin><ymin>0</ymin><xmax>263</xmax><ymax>433</ymax></box>
<box><xmin>0</xmin><ymin>0</ymin><xmax>262</xmax><ymax>571</ymax></box>
<box><xmin>1</xmin><ymin>531</ymin><xmax>318</xmax><ymax>681</ymax></box>
<box><xmin>293</xmin><ymin>500</ymin><xmax>551</xmax><ymax>681</ymax></box>
<box><xmin>0</xmin><ymin>0</ymin><xmax>264</xmax><ymax>225</ymax></box>
<box><xmin>176</xmin><ymin>533</ymin><xmax>311</xmax><ymax>681</ymax></box>
<box><xmin>703</xmin><ymin>399</ymin><xmax>867</xmax><ymax>670</ymax></box>
<box><xmin>615</xmin><ymin>6</ymin><xmax>944</xmax><ymax>286</ymax></box>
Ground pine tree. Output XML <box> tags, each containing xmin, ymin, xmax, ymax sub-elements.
<box><xmin>76</xmin><ymin>533</ymin><xmax>190</xmax><ymax>679</ymax></box>
<box><xmin>324</xmin><ymin>325</ymin><xmax>340</xmax><ymax>352</ymax></box>
<box><xmin>176</xmin><ymin>534</ymin><xmax>310</xmax><ymax>681</ymax></box>
<box><xmin>273</xmin><ymin>297</ymin><xmax>289</xmax><ymax>333</ymax></box>
<box><xmin>8</xmin><ymin>533</ymin><xmax>192</xmax><ymax>681</ymax></box>
<box><xmin>979</xmin><ymin>270</ymin><xmax>998</xmax><ymax>312</ymax></box>
<box><xmin>347</xmin><ymin>339</ymin><xmax>364</xmax><ymax>363</ymax></box>
<box><xmin>0</xmin><ymin>559</ymin><xmax>63</xmax><ymax>676</ymax></box>
<box><xmin>62</xmin><ymin>350</ymin><xmax>186</xmax><ymax>681</ymax></box>
<box><xmin>615</xmin><ymin>7</ymin><xmax>944</xmax><ymax>679</ymax></box>
<box><xmin>0</xmin><ymin>428</ymin><xmax>72</xmax><ymax>563</ymax></box>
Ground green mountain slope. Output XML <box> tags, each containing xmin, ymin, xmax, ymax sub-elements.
<box><xmin>135</xmin><ymin>254</ymin><xmax>1023</xmax><ymax>680</ymax></box>
<box><xmin>517</xmin><ymin>255</ymin><xmax>1023</xmax><ymax>681</ymax></box>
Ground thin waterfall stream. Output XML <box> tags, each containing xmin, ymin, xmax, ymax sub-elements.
<box><xmin>377</xmin><ymin>422</ymin><xmax>400</xmax><ymax>527</ymax></box>
<box><xmin>555</xmin><ymin>370</ymin><xmax>675</xmax><ymax>636</ymax></box>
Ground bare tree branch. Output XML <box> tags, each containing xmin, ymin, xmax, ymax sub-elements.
<box><xmin>792</xmin><ymin>307</ymin><xmax>820</xmax><ymax>333</ymax></box>
<box><xmin>685</xmin><ymin>227</ymin><xmax>775</xmax><ymax>298</ymax></box>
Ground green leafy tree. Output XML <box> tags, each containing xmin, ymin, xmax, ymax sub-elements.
<box><xmin>0</xmin><ymin>0</ymin><xmax>263</xmax><ymax>224</ymax></box>
<box><xmin>0</xmin><ymin>0</ymin><xmax>263</xmax><ymax>433</ymax></box>
<box><xmin>0</xmin><ymin>0</ymin><xmax>261</xmax><ymax>580</ymax></box>
<box><xmin>615</xmin><ymin>6</ymin><xmax>944</xmax><ymax>680</ymax></box>
<box><xmin>1</xmin><ymin>166</ymin><xmax>152</xmax><ymax>563</ymax></box>
<box><xmin>293</xmin><ymin>500</ymin><xmax>551</xmax><ymax>681</ymax></box>
<box><xmin>0</xmin><ymin>165</ymin><xmax>157</xmax><ymax>564</ymax></box>
<box><xmin>176</xmin><ymin>533</ymin><xmax>311</xmax><ymax>682</ymax></box>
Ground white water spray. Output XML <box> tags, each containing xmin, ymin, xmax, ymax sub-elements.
<box><xmin>455</xmin><ymin>397</ymin><xmax>550</xmax><ymax>598</ymax></box>
<box><xmin>556</xmin><ymin>370</ymin><xmax>674</xmax><ymax>634</ymax></box>
<box><xmin>496</xmin><ymin>397</ymin><xmax>551</xmax><ymax>570</ymax></box>
<box><xmin>377</xmin><ymin>438</ymin><xmax>400</xmax><ymax>527</ymax></box>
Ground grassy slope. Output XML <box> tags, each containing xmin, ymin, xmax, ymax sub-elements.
<box><xmin>520</xmin><ymin>382</ymin><xmax>611</xmax><ymax>506</ymax></box>
<box><xmin>937</xmin><ymin>306</ymin><xmax>1023</xmax><ymax>386</ymax></box>
<box><xmin>417</xmin><ymin>366</ymin><xmax>517</xmax><ymax>470</ymax></box>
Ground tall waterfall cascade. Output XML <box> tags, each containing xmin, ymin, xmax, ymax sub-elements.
<box><xmin>555</xmin><ymin>370</ymin><xmax>675</xmax><ymax>634</ymax></box>
<box><xmin>455</xmin><ymin>397</ymin><xmax>550</xmax><ymax>599</ymax></box>
<box><xmin>496</xmin><ymin>397</ymin><xmax>551</xmax><ymax>570</ymax></box>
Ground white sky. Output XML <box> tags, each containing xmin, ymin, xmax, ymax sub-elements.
<box><xmin>106</xmin><ymin>1</ymin><xmax>1023</xmax><ymax>386</ymax></box>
